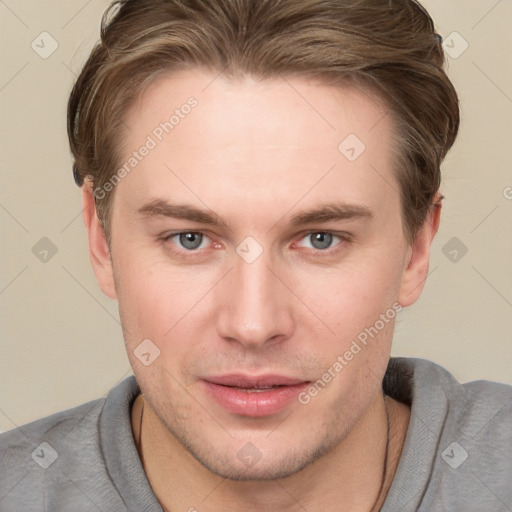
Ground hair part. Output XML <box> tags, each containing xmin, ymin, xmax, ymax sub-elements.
<box><xmin>68</xmin><ymin>0</ymin><xmax>460</xmax><ymax>247</ymax></box>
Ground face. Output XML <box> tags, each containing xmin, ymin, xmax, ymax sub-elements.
<box><xmin>86</xmin><ymin>69</ymin><xmax>433</xmax><ymax>480</ymax></box>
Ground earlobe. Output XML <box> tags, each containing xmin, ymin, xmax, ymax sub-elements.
<box><xmin>398</xmin><ymin>196</ymin><xmax>442</xmax><ymax>307</ymax></box>
<box><xmin>81</xmin><ymin>179</ymin><xmax>117</xmax><ymax>300</ymax></box>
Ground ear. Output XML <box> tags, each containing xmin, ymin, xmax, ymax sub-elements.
<box><xmin>82</xmin><ymin>179</ymin><xmax>117</xmax><ymax>299</ymax></box>
<box><xmin>398</xmin><ymin>195</ymin><xmax>442</xmax><ymax>307</ymax></box>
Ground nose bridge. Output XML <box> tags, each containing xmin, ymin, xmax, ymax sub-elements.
<box><xmin>216</xmin><ymin>250</ymin><xmax>293</xmax><ymax>346</ymax></box>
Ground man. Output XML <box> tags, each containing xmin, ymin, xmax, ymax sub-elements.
<box><xmin>1</xmin><ymin>0</ymin><xmax>511</xmax><ymax>510</ymax></box>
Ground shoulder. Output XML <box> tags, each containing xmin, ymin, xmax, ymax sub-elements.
<box><xmin>0</xmin><ymin>394</ymin><xmax>105</xmax><ymax>464</ymax></box>
<box><xmin>0</xmin><ymin>376</ymin><xmax>139</xmax><ymax>511</ymax></box>
<box><xmin>387</xmin><ymin>355</ymin><xmax>512</xmax><ymax>416</ymax></box>
<box><xmin>406</xmin><ymin>356</ymin><xmax>512</xmax><ymax>431</ymax></box>
<box><xmin>389</xmin><ymin>357</ymin><xmax>512</xmax><ymax>511</ymax></box>
<box><xmin>0</xmin><ymin>396</ymin><xmax>106</xmax><ymax>510</ymax></box>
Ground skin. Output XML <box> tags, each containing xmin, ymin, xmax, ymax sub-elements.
<box><xmin>82</xmin><ymin>69</ymin><xmax>440</xmax><ymax>511</ymax></box>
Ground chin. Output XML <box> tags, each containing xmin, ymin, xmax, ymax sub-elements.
<box><xmin>194</xmin><ymin>453</ymin><xmax>313</xmax><ymax>482</ymax></box>
<box><xmin>177</xmin><ymin>428</ymin><xmax>339</xmax><ymax>482</ymax></box>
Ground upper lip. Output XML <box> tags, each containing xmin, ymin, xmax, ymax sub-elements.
<box><xmin>203</xmin><ymin>374</ymin><xmax>309</xmax><ymax>388</ymax></box>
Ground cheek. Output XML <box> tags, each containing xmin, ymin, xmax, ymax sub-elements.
<box><xmin>296</xmin><ymin>261</ymin><xmax>402</xmax><ymax>404</ymax></box>
<box><xmin>114</xmin><ymin>252</ymin><xmax>217</xmax><ymax>365</ymax></box>
<box><xmin>292</xmin><ymin>250</ymin><xmax>404</xmax><ymax>338</ymax></box>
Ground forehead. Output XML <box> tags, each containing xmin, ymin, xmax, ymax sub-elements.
<box><xmin>115</xmin><ymin>69</ymin><xmax>399</xmax><ymax>227</ymax></box>
<box><xmin>126</xmin><ymin>69</ymin><xmax>389</xmax><ymax>148</ymax></box>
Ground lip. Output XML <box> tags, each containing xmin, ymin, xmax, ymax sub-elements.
<box><xmin>201</xmin><ymin>374</ymin><xmax>310</xmax><ymax>417</ymax></box>
<box><xmin>204</xmin><ymin>374</ymin><xmax>307</xmax><ymax>387</ymax></box>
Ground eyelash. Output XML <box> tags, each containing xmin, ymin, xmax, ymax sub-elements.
<box><xmin>159</xmin><ymin>230</ymin><xmax>351</xmax><ymax>255</ymax></box>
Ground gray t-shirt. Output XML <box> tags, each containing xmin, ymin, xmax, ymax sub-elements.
<box><xmin>1</xmin><ymin>357</ymin><xmax>511</xmax><ymax>511</ymax></box>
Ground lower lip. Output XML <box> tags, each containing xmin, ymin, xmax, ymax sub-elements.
<box><xmin>202</xmin><ymin>380</ymin><xmax>310</xmax><ymax>417</ymax></box>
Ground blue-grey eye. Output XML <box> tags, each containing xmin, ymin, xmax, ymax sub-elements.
<box><xmin>310</xmin><ymin>232</ymin><xmax>333</xmax><ymax>250</ymax></box>
<box><xmin>300</xmin><ymin>232</ymin><xmax>339</xmax><ymax>250</ymax></box>
<box><xmin>301</xmin><ymin>231</ymin><xmax>342</xmax><ymax>251</ymax></box>
<box><xmin>176</xmin><ymin>232</ymin><xmax>204</xmax><ymax>250</ymax></box>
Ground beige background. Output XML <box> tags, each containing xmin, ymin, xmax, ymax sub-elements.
<box><xmin>0</xmin><ymin>0</ymin><xmax>511</xmax><ymax>431</ymax></box>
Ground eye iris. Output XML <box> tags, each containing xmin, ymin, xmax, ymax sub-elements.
<box><xmin>310</xmin><ymin>232</ymin><xmax>332</xmax><ymax>250</ymax></box>
<box><xmin>179</xmin><ymin>233</ymin><xmax>203</xmax><ymax>250</ymax></box>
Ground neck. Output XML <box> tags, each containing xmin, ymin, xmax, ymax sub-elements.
<box><xmin>131</xmin><ymin>391</ymin><xmax>410</xmax><ymax>512</ymax></box>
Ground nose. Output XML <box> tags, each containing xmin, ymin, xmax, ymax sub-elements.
<box><xmin>215</xmin><ymin>252</ymin><xmax>295</xmax><ymax>349</ymax></box>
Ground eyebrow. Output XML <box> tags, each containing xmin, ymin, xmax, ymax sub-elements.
<box><xmin>137</xmin><ymin>199</ymin><xmax>373</xmax><ymax>228</ymax></box>
<box><xmin>288</xmin><ymin>203</ymin><xmax>373</xmax><ymax>226</ymax></box>
<box><xmin>137</xmin><ymin>200</ymin><xmax>225</xmax><ymax>226</ymax></box>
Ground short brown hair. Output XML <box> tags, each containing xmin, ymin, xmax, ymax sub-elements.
<box><xmin>68</xmin><ymin>0</ymin><xmax>459</xmax><ymax>247</ymax></box>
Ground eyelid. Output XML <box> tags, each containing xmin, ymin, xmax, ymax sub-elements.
<box><xmin>162</xmin><ymin>229</ymin><xmax>207</xmax><ymax>239</ymax></box>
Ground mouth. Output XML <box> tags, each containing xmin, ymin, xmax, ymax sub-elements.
<box><xmin>201</xmin><ymin>374</ymin><xmax>310</xmax><ymax>417</ymax></box>
<box><xmin>222</xmin><ymin>385</ymin><xmax>285</xmax><ymax>392</ymax></box>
